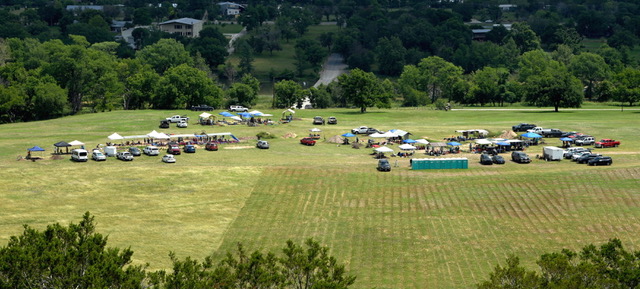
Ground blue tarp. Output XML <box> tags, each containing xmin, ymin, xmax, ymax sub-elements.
<box><xmin>522</xmin><ymin>132</ymin><xmax>542</xmax><ymax>138</ymax></box>
<box><xmin>219</xmin><ymin>111</ymin><xmax>233</xmax><ymax>117</ymax></box>
<box><xmin>559</xmin><ymin>137</ymin><xmax>573</xmax><ymax>141</ymax></box>
<box><xmin>447</xmin><ymin>141</ymin><xmax>461</xmax><ymax>146</ymax></box>
<box><xmin>341</xmin><ymin>133</ymin><xmax>355</xmax><ymax>137</ymax></box>
<box><xmin>237</xmin><ymin>112</ymin><xmax>252</xmax><ymax>118</ymax></box>
<box><xmin>496</xmin><ymin>142</ymin><xmax>510</xmax><ymax>146</ymax></box>
<box><xmin>403</xmin><ymin>139</ymin><xmax>417</xmax><ymax>143</ymax></box>
<box><xmin>27</xmin><ymin>146</ymin><xmax>45</xmax><ymax>151</ymax></box>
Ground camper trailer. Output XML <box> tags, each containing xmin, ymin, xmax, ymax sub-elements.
<box><xmin>543</xmin><ymin>146</ymin><xmax>564</xmax><ymax>161</ymax></box>
<box><xmin>71</xmin><ymin>149</ymin><xmax>88</xmax><ymax>162</ymax></box>
<box><xmin>104</xmin><ymin>146</ymin><xmax>117</xmax><ymax>157</ymax></box>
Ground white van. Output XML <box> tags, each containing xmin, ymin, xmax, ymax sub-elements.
<box><xmin>143</xmin><ymin>146</ymin><xmax>159</xmax><ymax>156</ymax></box>
<box><xmin>71</xmin><ymin>149</ymin><xmax>89</xmax><ymax>162</ymax></box>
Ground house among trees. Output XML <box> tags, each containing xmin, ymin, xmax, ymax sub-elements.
<box><xmin>498</xmin><ymin>4</ymin><xmax>517</xmax><ymax>11</ymax></box>
<box><xmin>217</xmin><ymin>2</ymin><xmax>246</xmax><ymax>16</ymax></box>
<box><xmin>158</xmin><ymin>18</ymin><xmax>204</xmax><ymax>38</ymax></box>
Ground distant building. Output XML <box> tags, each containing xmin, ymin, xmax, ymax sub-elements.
<box><xmin>498</xmin><ymin>4</ymin><xmax>517</xmax><ymax>11</ymax></box>
<box><xmin>472</xmin><ymin>29</ymin><xmax>492</xmax><ymax>41</ymax></box>
<box><xmin>66</xmin><ymin>5</ymin><xmax>104</xmax><ymax>12</ymax></box>
<box><xmin>158</xmin><ymin>18</ymin><xmax>204</xmax><ymax>38</ymax></box>
<box><xmin>111</xmin><ymin>20</ymin><xmax>131</xmax><ymax>33</ymax></box>
<box><xmin>217</xmin><ymin>2</ymin><xmax>246</xmax><ymax>16</ymax></box>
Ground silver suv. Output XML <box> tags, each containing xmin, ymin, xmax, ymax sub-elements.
<box><xmin>116</xmin><ymin>151</ymin><xmax>134</xmax><ymax>161</ymax></box>
<box><xmin>229</xmin><ymin>105</ymin><xmax>249</xmax><ymax>112</ymax></box>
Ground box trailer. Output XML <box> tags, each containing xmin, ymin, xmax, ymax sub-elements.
<box><xmin>543</xmin><ymin>146</ymin><xmax>563</xmax><ymax>161</ymax></box>
<box><xmin>104</xmin><ymin>146</ymin><xmax>117</xmax><ymax>157</ymax></box>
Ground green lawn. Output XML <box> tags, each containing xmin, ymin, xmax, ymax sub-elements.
<box><xmin>0</xmin><ymin>108</ymin><xmax>639</xmax><ymax>288</ymax></box>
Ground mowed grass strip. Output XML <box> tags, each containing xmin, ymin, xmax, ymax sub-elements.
<box><xmin>214</xmin><ymin>165</ymin><xmax>640</xmax><ymax>289</ymax></box>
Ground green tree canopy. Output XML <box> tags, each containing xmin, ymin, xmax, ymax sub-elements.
<box><xmin>569</xmin><ymin>52</ymin><xmax>610</xmax><ymax>100</ymax></box>
<box><xmin>338</xmin><ymin>68</ymin><xmax>385</xmax><ymax>113</ymax></box>
<box><xmin>0</xmin><ymin>212</ymin><xmax>146</xmax><ymax>288</ymax></box>
<box><xmin>136</xmin><ymin>38</ymin><xmax>193</xmax><ymax>74</ymax></box>
<box><xmin>154</xmin><ymin>64</ymin><xmax>223</xmax><ymax>109</ymax></box>
<box><xmin>274</xmin><ymin>79</ymin><xmax>303</xmax><ymax>109</ymax></box>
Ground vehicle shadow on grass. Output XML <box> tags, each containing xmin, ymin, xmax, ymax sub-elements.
<box><xmin>333</xmin><ymin>111</ymin><xmax>389</xmax><ymax>115</ymax></box>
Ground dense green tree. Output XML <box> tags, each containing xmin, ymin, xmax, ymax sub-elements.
<box><xmin>338</xmin><ymin>68</ymin><xmax>384</xmax><ymax>113</ymax></box>
<box><xmin>477</xmin><ymin>255</ymin><xmax>541</xmax><ymax>289</ymax></box>
<box><xmin>400</xmin><ymin>56</ymin><xmax>464</xmax><ymax>103</ymax></box>
<box><xmin>569</xmin><ymin>52</ymin><xmax>610</xmax><ymax>100</ymax></box>
<box><xmin>506</xmin><ymin>22</ymin><xmax>541</xmax><ymax>54</ymax></box>
<box><xmin>136</xmin><ymin>38</ymin><xmax>193</xmax><ymax>74</ymax></box>
<box><xmin>309</xmin><ymin>85</ymin><xmax>333</xmax><ymax>108</ymax></box>
<box><xmin>612</xmin><ymin>67</ymin><xmax>640</xmax><ymax>106</ymax></box>
<box><xmin>376</xmin><ymin>36</ymin><xmax>406</xmax><ymax>76</ymax></box>
<box><xmin>226</xmin><ymin>83</ymin><xmax>256</xmax><ymax>108</ymax></box>
<box><xmin>133</xmin><ymin>7</ymin><xmax>153</xmax><ymax>25</ymax></box>
<box><xmin>154</xmin><ymin>64</ymin><xmax>223</xmax><ymax>109</ymax></box>
<box><xmin>274</xmin><ymin>79</ymin><xmax>303</xmax><ymax>108</ymax></box>
<box><xmin>523</xmin><ymin>60</ymin><xmax>583</xmax><ymax>112</ymax></box>
<box><xmin>0</xmin><ymin>212</ymin><xmax>146</xmax><ymax>289</ymax></box>
<box><xmin>468</xmin><ymin>67</ymin><xmax>509</xmax><ymax>106</ymax></box>
<box><xmin>236</xmin><ymin>39</ymin><xmax>254</xmax><ymax>75</ymax></box>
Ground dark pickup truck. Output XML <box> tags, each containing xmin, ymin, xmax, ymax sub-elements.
<box><xmin>512</xmin><ymin>123</ymin><xmax>537</xmax><ymax>132</ymax></box>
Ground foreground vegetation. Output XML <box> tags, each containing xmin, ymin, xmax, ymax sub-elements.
<box><xmin>0</xmin><ymin>108</ymin><xmax>638</xmax><ymax>288</ymax></box>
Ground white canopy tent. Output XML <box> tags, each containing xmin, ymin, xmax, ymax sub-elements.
<box><xmin>68</xmin><ymin>140</ymin><xmax>84</xmax><ymax>146</ymax></box>
<box><xmin>310</xmin><ymin>128</ymin><xmax>322</xmax><ymax>132</ymax></box>
<box><xmin>374</xmin><ymin>146</ymin><xmax>394</xmax><ymax>153</ymax></box>
<box><xmin>199</xmin><ymin>112</ymin><xmax>212</xmax><ymax>118</ymax></box>
<box><xmin>475</xmin><ymin>139</ymin><xmax>492</xmax><ymax>145</ymax></box>
<box><xmin>368</xmin><ymin>132</ymin><xmax>386</xmax><ymax>138</ymax></box>
<box><xmin>107</xmin><ymin>133</ymin><xmax>123</xmax><ymax>140</ymax></box>
<box><xmin>415</xmin><ymin>139</ymin><xmax>430</xmax><ymax>144</ymax></box>
<box><xmin>230</xmin><ymin>116</ymin><xmax>242</xmax><ymax>121</ymax></box>
<box><xmin>381</xmin><ymin>131</ymin><xmax>399</xmax><ymax>138</ymax></box>
<box><xmin>399</xmin><ymin>144</ymin><xmax>417</xmax><ymax>150</ymax></box>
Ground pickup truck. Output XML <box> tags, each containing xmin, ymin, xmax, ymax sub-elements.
<box><xmin>229</xmin><ymin>105</ymin><xmax>249</xmax><ymax>112</ymax></box>
<box><xmin>300</xmin><ymin>137</ymin><xmax>316</xmax><ymax>146</ymax></box>
<box><xmin>512</xmin><ymin>123</ymin><xmax>537</xmax><ymax>132</ymax></box>
<box><xmin>526</xmin><ymin>127</ymin><xmax>544</xmax><ymax>134</ymax></box>
<box><xmin>574</xmin><ymin>136</ymin><xmax>595</xmax><ymax>146</ymax></box>
<box><xmin>352</xmin><ymin>126</ymin><xmax>381</xmax><ymax>135</ymax></box>
<box><xmin>166</xmin><ymin>115</ymin><xmax>189</xmax><ymax>123</ymax></box>
<box><xmin>541</xmin><ymin>129</ymin><xmax>563</xmax><ymax>138</ymax></box>
<box><xmin>594</xmin><ymin>139</ymin><xmax>620</xmax><ymax>148</ymax></box>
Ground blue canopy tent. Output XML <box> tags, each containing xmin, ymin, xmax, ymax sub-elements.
<box><xmin>237</xmin><ymin>112</ymin><xmax>252</xmax><ymax>118</ymax></box>
<box><xmin>559</xmin><ymin>137</ymin><xmax>573</xmax><ymax>142</ymax></box>
<box><xmin>403</xmin><ymin>139</ymin><xmax>417</xmax><ymax>143</ymax></box>
<box><xmin>447</xmin><ymin>141</ymin><xmax>461</xmax><ymax>146</ymax></box>
<box><xmin>341</xmin><ymin>133</ymin><xmax>356</xmax><ymax>137</ymax></box>
<box><xmin>522</xmin><ymin>132</ymin><xmax>542</xmax><ymax>138</ymax></box>
<box><xmin>27</xmin><ymin>145</ymin><xmax>45</xmax><ymax>159</ymax></box>
<box><xmin>496</xmin><ymin>142</ymin><xmax>510</xmax><ymax>146</ymax></box>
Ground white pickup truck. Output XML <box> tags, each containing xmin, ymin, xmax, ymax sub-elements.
<box><xmin>166</xmin><ymin>115</ymin><xmax>189</xmax><ymax>123</ymax></box>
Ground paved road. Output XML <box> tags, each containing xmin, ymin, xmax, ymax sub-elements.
<box><xmin>226</xmin><ymin>27</ymin><xmax>247</xmax><ymax>55</ymax></box>
<box><xmin>313</xmin><ymin>53</ymin><xmax>348</xmax><ymax>88</ymax></box>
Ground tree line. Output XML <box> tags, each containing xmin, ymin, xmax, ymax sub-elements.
<box><xmin>2</xmin><ymin>213</ymin><xmax>640</xmax><ymax>288</ymax></box>
<box><xmin>0</xmin><ymin>212</ymin><xmax>356</xmax><ymax>289</ymax></box>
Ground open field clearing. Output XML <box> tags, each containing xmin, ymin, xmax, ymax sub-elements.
<box><xmin>0</xmin><ymin>108</ymin><xmax>638</xmax><ymax>288</ymax></box>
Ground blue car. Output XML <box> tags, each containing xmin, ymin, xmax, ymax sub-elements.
<box><xmin>183</xmin><ymin>145</ymin><xmax>196</xmax><ymax>153</ymax></box>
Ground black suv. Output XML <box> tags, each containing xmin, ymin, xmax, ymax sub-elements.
<box><xmin>511</xmin><ymin>151</ymin><xmax>531</xmax><ymax>163</ymax></box>
<box><xmin>159</xmin><ymin>120</ymin><xmax>170</xmax><ymax>128</ymax></box>
<box><xmin>512</xmin><ymin>123</ymin><xmax>537</xmax><ymax>132</ymax></box>
<box><xmin>577</xmin><ymin>153</ymin><xmax>600</xmax><ymax>164</ymax></box>
<box><xmin>543</xmin><ymin>129</ymin><xmax>564</xmax><ymax>137</ymax></box>
<box><xmin>588</xmin><ymin>156</ymin><xmax>612</xmax><ymax>166</ymax></box>
<box><xmin>377</xmin><ymin>159</ymin><xmax>391</xmax><ymax>171</ymax></box>
<box><xmin>492</xmin><ymin>155</ymin><xmax>505</xmax><ymax>164</ymax></box>
<box><xmin>480</xmin><ymin>154</ymin><xmax>493</xmax><ymax>165</ymax></box>
<box><xmin>190</xmin><ymin>104</ymin><xmax>214</xmax><ymax>111</ymax></box>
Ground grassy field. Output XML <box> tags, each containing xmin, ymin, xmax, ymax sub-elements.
<box><xmin>0</xmin><ymin>107</ymin><xmax>639</xmax><ymax>288</ymax></box>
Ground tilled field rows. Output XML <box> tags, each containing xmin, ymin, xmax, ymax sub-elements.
<box><xmin>215</xmin><ymin>166</ymin><xmax>640</xmax><ymax>289</ymax></box>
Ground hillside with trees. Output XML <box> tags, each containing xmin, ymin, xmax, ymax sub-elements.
<box><xmin>1</xmin><ymin>0</ymin><xmax>640</xmax><ymax>122</ymax></box>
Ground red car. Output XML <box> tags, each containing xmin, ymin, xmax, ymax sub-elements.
<box><xmin>594</xmin><ymin>139</ymin><xmax>620</xmax><ymax>148</ymax></box>
<box><xmin>205</xmin><ymin>142</ymin><xmax>218</xmax><ymax>151</ymax></box>
<box><xmin>167</xmin><ymin>145</ymin><xmax>181</xmax><ymax>155</ymax></box>
<box><xmin>300</xmin><ymin>137</ymin><xmax>316</xmax><ymax>146</ymax></box>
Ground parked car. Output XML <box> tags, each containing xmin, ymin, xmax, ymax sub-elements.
<box><xmin>327</xmin><ymin>116</ymin><xmax>337</xmax><ymax>124</ymax></box>
<box><xmin>256</xmin><ymin>140</ymin><xmax>269</xmax><ymax>149</ymax></box>
<box><xmin>312</xmin><ymin>116</ymin><xmax>325</xmax><ymax>125</ymax></box>
<box><xmin>229</xmin><ymin>105</ymin><xmax>249</xmax><ymax>112</ymax></box>
<box><xmin>190</xmin><ymin>104</ymin><xmax>214</xmax><ymax>111</ymax></box>
<box><xmin>177</xmin><ymin>120</ymin><xmax>188</xmax><ymax>128</ymax></box>
<box><xmin>71</xmin><ymin>149</ymin><xmax>89</xmax><ymax>162</ymax></box>
<box><xmin>352</xmin><ymin>126</ymin><xmax>382</xmax><ymax>135</ymax></box>
<box><xmin>167</xmin><ymin>145</ymin><xmax>181</xmax><ymax>155</ymax></box>
<box><xmin>480</xmin><ymin>153</ymin><xmax>493</xmax><ymax>165</ymax></box>
<box><xmin>588</xmin><ymin>156</ymin><xmax>612</xmax><ymax>166</ymax></box>
<box><xmin>166</xmin><ymin>115</ymin><xmax>189</xmax><ymax>123</ymax></box>
<box><xmin>205</xmin><ymin>142</ymin><xmax>219</xmax><ymax>151</ymax></box>
<box><xmin>594</xmin><ymin>139</ymin><xmax>620</xmax><ymax>148</ymax></box>
<box><xmin>492</xmin><ymin>155</ymin><xmax>505</xmax><ymax>164</ymax></box>
<box><xmin>574</xmin><ymin>136</ymin><xmax>595</xmax><ymax>146</ymax></box>
<box><xmin>377</xmin><ymin>159</ymin><xmax>391</xmax><ymax>171</ymax></box>
<box><xmin>159</xmin><ymin>120</ymin><xmax>170</xmax><ymax>129</ymax></box>
<box><xmin>143</xmin><ymin>146</ymin><xmax>159</xmax><ymax>156</ymax></box>
<box><xmin>116</xmin><ymin>151</ymin><xmax>134</xmax><ymax>161</ymax></box>
<box><xmin>128</xmin><ymin>147</ymin><xmax>141</xmax><ymax>156</ymax></box>
<box><xmin>571</xmin><ymin>151</ymin><xmax>593</xmax><ymax>161</ymax></box>
<box><xmin>511</xmin><ymin>151</ymin><xmax>531</xmax><ymax>163</ymax></box>
<box><xmin>91</xmin><ymin>150</ymin><xmax>106</xmax><ymax>161</ymax></box>
<box><xmin>563</xmin><ymin>147</ymin><xmax>588</xmax><ymax>159</ymax></box>
<box><xmin>183</xmin><ymin>145</ymin><xmax>196</xmax><ymax>153</ymax></box>
<box><xmin>577</xmin><ymin>153</ymin><xmax>601</xmax><ymax>164</ymax></box>
<box><xmin>162</xmin><ymin>154</ymin><xmax>176</xmax><ymax>163</ymax></box>
<box><xmin>300</xmin><ymin>137</ymin><xmax>316</xmax><ymax>146</ymax></box>
<box><xmin>512</xmin><ymin>123</ymin><xmax>537</xmax><ymax>132</ymax></box>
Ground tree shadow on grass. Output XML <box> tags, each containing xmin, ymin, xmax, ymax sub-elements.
<box><xmin>517</xmin><ymin>110</ymin><xmax>576</xmax><ymax>114</ymax></box>
<box><xmin>333</xmin><ymin>110</ymin><xmax>389</xmax><ymax>115</ymax></box>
